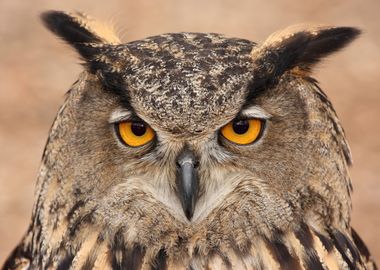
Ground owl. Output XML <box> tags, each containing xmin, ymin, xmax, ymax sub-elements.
<box><xmin>2</xmin><ymin>10</ymin><xmax>377</xmax><ymax>270</ymax></box>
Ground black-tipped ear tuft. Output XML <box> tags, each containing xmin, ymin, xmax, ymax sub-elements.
<box><xmin>41</xmin><ymin>10</ymin><xmax>121</xmax><ymax>62</ymax></box>
<box><xmin>250</xmin><ymin>25</ymin><xmax>361</xmax><ymax>88</ymax></box>
<box><xmin>41</xmin><ymin>11</ymin><xmax>103</xmax><ymax>45</ymax></box>
<box><xmin>297</xmin><ymin>26</ymin><xmax>361</xmax><ymax>69</ymax></box>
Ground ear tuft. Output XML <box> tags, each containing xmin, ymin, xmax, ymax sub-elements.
<box><xmin>41</xmin><ymin>10</ymin><xmax>121</xmax><ymax>45</ymax></box>
<box><xmin>296</xmin><ymin>26</ymin><xmax>361</xmax><ymax>69</ymax></box>
<box><xmin>41</xmin><ymin>10</ymin><xmax>121</xmax><ymax>61</ymax></box>
<box><xmin>251</xmin><ymin>25</ymin><xmax>361</xmax><ymax>79</ymax></box>
<box><xmin>42</xmin><ymin>11</ymin><xmax>100</xmax><ymax>44</ymax></box>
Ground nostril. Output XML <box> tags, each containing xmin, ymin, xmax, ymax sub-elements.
<box><xmin>176</xmin><ymin>161</ymin><xmax>181</xmax><ymax>169</ymax></box>
<box><xmin>176</xmin><ymin>148</ymin><xmax>199</xmax><ymax>169</ymax></box>
<box><xmin>176</xmin><ymin>160</ymin><xmax>199</xmax><ymax>169</ymax></box>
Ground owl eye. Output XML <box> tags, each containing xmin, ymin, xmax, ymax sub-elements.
<box><xmin>117</xmin><ymin>121</ymin><xmax>155</xmax><ymax>147</ymax></box>
<box><xmin>220</xmin><ymin>118</ymin><xmax>263</xmax><ymax>145</ymax></box>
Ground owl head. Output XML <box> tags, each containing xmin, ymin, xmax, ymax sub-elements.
<box><xmin>33</xmin><ymin>11</ymin><xmax>360</xmax><ymax>259</ymax></box>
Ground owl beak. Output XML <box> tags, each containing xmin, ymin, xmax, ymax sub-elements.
<box><xmin>176</xmin><ymin>149</ymin><xmax>199</xmax><ymax>220</ymax></box>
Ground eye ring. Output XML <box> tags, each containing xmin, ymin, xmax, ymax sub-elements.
<box><xmin>220</xmin><ymin>118</ymin><xmax>264</xmax><ymax>145</ymax></box>
<box><xmin>116</xmin><ymin>121</ymin><xmax>155</xmax><ymax>147</ymax></box>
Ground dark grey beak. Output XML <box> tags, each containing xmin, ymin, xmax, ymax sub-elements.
<box><xmin>176</xmin><ymin>148</ymin><xmax>199</xmax><ymax>220</ymax></box>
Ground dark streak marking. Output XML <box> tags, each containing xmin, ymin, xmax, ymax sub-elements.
<box><xmin>124</xmin><ymin>244</ymin><xmax>146</xmax><ymax>270</ymax></box>
<box><xmin>1</xmin><ymin>244</ymin><xmax>32</xmax><ymax>270</ymax></box>
<box><xmin>57</xmin><ymin>253</ymin><xmax>75</xmax><ymax>270</ymax></box>
<box><xmin>351</xmin><ymin>229</ymin><xmax>371</xmax><ymax>260</ymax></box>
<box><xmin>151</xmin><ymin>248</ymin><xmax>167</xmax><ymax>270</ymax></box>
<box><xmin>330</xmin><ymin>230</ymin><xmax>359</xmax><ymax>270</ymax></box>
<box><xmin>66</xmin><ymin>200</ymin><xmax>85</xmax><ymax>221</ymax></box>
<box><xmin>266</xmin><ymin>237</ymin><xmax>302</xmax><ymax>270</ymax></box>
<box><xmin>314</xmin><ymin>231</ymin><xmax>334</xmax><ymax>252</ymax></box>
<box><xmin>336</xmin><ymin>231</ymin><xmax>361</xmax><ymax>264</ymax></box>
<box><xmin>69</xmin><ymin>208</ymin><xmax>96</xmax><ymax>237</ymax></box>
<box><xmin>110</xmin><ymin>229</ymin><xmax>125</xmax><ymax>270</ymax></box>
<box><xmin>294</xmin><ymin>224</ymin><xmax>324</xmax><ymax>270</ymax></box>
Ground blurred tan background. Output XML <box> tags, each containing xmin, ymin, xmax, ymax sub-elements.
<box><xmin>0</xmin><ymin>0</ymin><xmax>379</xmax><ymax>265</ymax></box>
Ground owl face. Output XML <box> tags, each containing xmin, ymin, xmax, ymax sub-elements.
<box><xmin>69</xmin><ymin>34</ymin><xmax>301</xmax><ymax>223</ymax></box>
<box><xmin>40</xmin><ymin>11</ymin><xmax>359</xmax><ymax>246</ymax></box>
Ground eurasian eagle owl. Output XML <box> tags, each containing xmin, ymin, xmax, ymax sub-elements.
<box><xmin>2</xmin><ymin>10</ymin><xmax>377</xmax><ymax>270</ymax></box>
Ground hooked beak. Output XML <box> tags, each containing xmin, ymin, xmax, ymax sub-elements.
<box><xmin>176</xmin><ymin>148</ymin><xmax>199</xmax><ymax>220</ymax></box>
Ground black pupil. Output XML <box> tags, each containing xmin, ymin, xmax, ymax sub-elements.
<box><xmin>232</xmin><ymin>119</ymin><xmax>249</xmax><ymax>134</ymax></box>
<box><xmin>131</xmin><ymin>122</ymin><xmax>147</xmax><ymax>136</ymax></box>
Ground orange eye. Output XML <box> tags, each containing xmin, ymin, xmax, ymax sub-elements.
<box><xmin>117</xmin><ymin>121</ymin><xmax>155</xmax><ymax>147</ymax></box>
<box><xmin>220</xmin><ymin>118</ymin><xmax>263</xmax><ymax>145</ymax></box>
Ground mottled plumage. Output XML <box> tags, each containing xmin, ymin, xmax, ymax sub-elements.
<box><xmin>2</xmin><ymin>10</ymin><xmax>377</xmax><ymax>270</ymax></box>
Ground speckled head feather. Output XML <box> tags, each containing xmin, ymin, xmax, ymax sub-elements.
<box><xmin>3</xmin><ymin>10</ymin><xmax>376</xmax><ymax>270</ymax></box>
